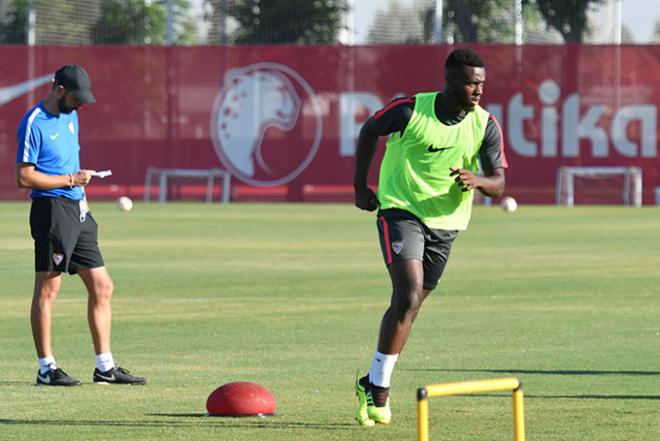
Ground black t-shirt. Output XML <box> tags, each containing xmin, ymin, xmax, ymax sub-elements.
<box><xmin>372</xmin><ymin>95</ymin><xmax>508</xmax><ymax>173</ymax></box>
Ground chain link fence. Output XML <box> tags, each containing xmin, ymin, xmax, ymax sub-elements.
<box><xmin>0</xmin><ymin>0</ymin><xmax>657</xmax><ymax>45</ymax></box>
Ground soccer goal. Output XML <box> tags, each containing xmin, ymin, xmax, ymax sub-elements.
<box><xmin>144</xmin><ymin>167</ymin><xmax>231</xmax><ymax>203</ymax></box>
<box><xmin>556</xmin><ymin>166</ymin><xmax>642</xmax><ymax>207</ymax></box>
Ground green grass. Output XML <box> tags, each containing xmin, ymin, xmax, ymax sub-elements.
<box><xmin>1</xmin><ymin>202</ymin><xmax>659</xmax><ymax>440</ymax></box>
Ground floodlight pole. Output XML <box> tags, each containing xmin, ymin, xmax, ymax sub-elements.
<box><xmin>434</xmin><ymin>0</ymin><xmax>443</xmax><ymax>44</ymax></box>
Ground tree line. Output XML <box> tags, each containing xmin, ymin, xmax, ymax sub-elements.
<box><xmin>0</xmin><ymin>0</ymin><xmax>625</xmax><ymax>45</ymax></box>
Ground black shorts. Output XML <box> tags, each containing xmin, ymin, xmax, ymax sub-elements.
<box><xmin>30</xmin><ymin>197</ymin><xmax>105</xmax><ymax>274</ymax></box>
<box><xmin>377</xmin><ymin>208</ymin><xmax>457</xmax><ymax>290</ymax></box>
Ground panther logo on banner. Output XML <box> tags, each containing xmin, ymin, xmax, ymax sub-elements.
<box><xmin>210</xmin><ymin>63</ymin><xmax>323</xmax><ymax>186</ymax></box>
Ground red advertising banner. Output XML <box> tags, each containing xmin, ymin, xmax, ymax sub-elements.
<box><xmin>1</xmin><ymin>45</ymin><xmax>658</xmax><ymax>204</ymax></box>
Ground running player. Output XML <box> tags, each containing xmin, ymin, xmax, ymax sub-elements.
<box><xmin>353</xmin><ymin>48</ymin><xmax>507</xmax><ymax>426</ymax></box>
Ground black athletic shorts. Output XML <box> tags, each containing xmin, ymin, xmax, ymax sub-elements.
<box><xmin>376</xmin><ymin>208</ymin><xmax>457</xmax><ymax>291</ymax></box>
<box><xmin>30</xmin><ymin>197</ymin><xmax>105</xmax><ymax>274</ymax></box>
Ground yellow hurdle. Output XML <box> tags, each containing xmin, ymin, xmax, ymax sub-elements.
<box><xmin>417</xmin><ymin>377</ymin><xmax>525</xmax><ymax>441</ymax></box>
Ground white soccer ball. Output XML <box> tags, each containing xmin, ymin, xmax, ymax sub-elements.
<box><xmin>501</xmin><ymin>196</ymin><xmax>518</xmax><ymax>213</ymax></box>
<box><xmin>116</xmin><ymin>196</ymin><xmax>133</xmax><ymax>212</ymax></box>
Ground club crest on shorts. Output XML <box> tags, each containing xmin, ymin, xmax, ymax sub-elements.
<box><xmin>391</xmin><ymin>241</ymin><xmax>403</xmax><ymax>255</ymax></box>
<box><xmin>52</xmin><ymin>253</ymin><xmax>64</xmax><ymax>265</ymax></box>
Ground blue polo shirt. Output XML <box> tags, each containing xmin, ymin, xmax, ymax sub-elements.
<box><xmin>16</xmin><ymin>102</ymin><xmax>83</xmax><ymax>200</ymax></box>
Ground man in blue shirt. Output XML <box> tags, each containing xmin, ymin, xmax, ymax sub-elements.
<box><xmin>16</xmin><ymin>65</ymin><xmax>145</xmax><ymax>386</ymax></box>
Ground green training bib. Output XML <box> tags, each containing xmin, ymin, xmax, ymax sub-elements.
<box><xmin>377</xmin><ymin>92</ymin><xmax>490</xmax><ymax>230</ymax></box>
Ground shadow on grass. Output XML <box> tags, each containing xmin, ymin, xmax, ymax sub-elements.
<box><xmin>402</xmin><ymin>367</ymin><xmax>660</xmax><ymax>377</ymax></box>
<box><xmin>445</xmin><ymin>393</ymin><xmax>660</xmax><ymax>401</ymax></box>
<box><xmin>0</xmin><ymin>381</ymin><xmax>34</xmax><ymax>386</ymax></box>
<box><xmin>0</xmin><ymin>417</ymin><xmax>356</xmax><ymax>430</ymax></box>
<box><xmin>526</xmin><ymin>394</ymin><xmax>660</xmax><ymax>400</ymax></box>
<box><xmin>401</xmin><ymin>368</ymin><xmax>660</xmax><ymax>400</ymax></box>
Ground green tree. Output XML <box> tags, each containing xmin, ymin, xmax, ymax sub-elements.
<box><xmin>205</xmin><ymin>0</ymin><xmax>349</xmax><ymax>45</ymax></box>
<box><xmin>523</xmin><ymin>0</ymin><xmax>604</xmax><ymax>43</ymax></box>
<box><xmin>37</xmin><ymin>0</ymin><xmax>97</xmax><ymax>44</ymax></box>
<box><xmin>91</xmin><ymin>0</ymin><xmax>165</xmax><ymax>44</ymax></box>
<box><xmin>155</xmin><ymin>0</ymin><xmax>198</xmax><ymax>45</ymax></box>
<box><xmin>422</xmin><ymin>0</ymin><xmax>516</xmax><ymax>43</ymax></box>
<box><xmin>369</xmin><ymin>0</ymin><xmax>428</xmax><ymax>44</ymax></box>
<box><xmin>0</xmin><ymin>0</ymin><xmax>93</xmax><ymax>44</ymax></box>
<box><xmin>0</xmin><ymin>0</ymin><xmax>29</xmax><ymax>44</ymax></box>
<box><xmin>91</xmin><ymin>0</ymin><xmax>197</xmax><ymax>45</ymax></box>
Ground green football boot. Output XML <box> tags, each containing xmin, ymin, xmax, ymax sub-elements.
<box><xmin>356</xmin><ymin>375</ymin><xmax>392</xmax><ymax>425</ymax></box>
<box><xmin>355</xmin><ymin>375</ymin><xmax>375</xmax><ymax>427</ymax></box>
<box><xmin>366</xmin><ymin>388</ymin><xmax>392</xmax><ymax>425</ymax></box>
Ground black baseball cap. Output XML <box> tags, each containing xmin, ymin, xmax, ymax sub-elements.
<box><xmin>53</xmin><ymin>65</ymin><xmax>96</xmax><ymax>104</ymax></box>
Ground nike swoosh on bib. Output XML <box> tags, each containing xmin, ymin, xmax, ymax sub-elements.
<box><xmin>427</xmin><ymin>145</ymin><xmax>453</xmax><ymax>152</ymax></box>
<box><xmin>0</xmin><ymin>74</ymin><xmax>53</xmax><ymax>107</ymax></box>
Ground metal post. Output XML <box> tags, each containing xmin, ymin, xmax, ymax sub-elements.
<box><xmin>567</xmin><ymin>172</ymin><xmax>575</xmax><ymax>207</ymax></box>
<box><xmin>27</xmin><ymin>0</ymin><xmax>36</xmax><ymax>108</ymax></box>
<box><xmin>514</xmin><ymin>0</ymin><xmax>523</xmax><ymax>45</ymax></box>
<box><xmin>144</xmin><ymin>167</ymin><xmax>155</xmax><ymax>202</ymax></box>
<box><xmin>222</xmin><ymin>172</ymin><xmax>231</xmax><ymax>204</ymax></box>
<box><xmin>418</xmin><ymin>378</ymin><xmax>525</xmax><ymax>441</ymax></box>
<box><xmin>344</xmin><ymin>0</ymin><xmax>355</xmax><ymax>45</ymax></box>
<box><xmin>434</xmin><ymin>0</ymin><xmax>443</xmax><ymax>44</ymax></box>
<box><xmin>613</xmin><ymin>0</ymin><xmax>622</xmax><ymax>44</ymax></box>
<box><xmin>159</xmin><ymin>171</ymin><xmax>168</xmax><ymax>203</ymax></box>
<box><xmin>206</xmin><ymin>174</ymin><xmax>214</xmax><ymax>203</ymax></box>
<box><xmin>556</xmin><ymin>167</ymin><xmax>563</xmax><ymax>205</ymax></box>
<box><xmin>417</xmin><ymin>388</ymin><xmax>429</xmax><ymax>441</ymax></box>
<box><xmin>166</xmin><ymin>0</ymin><xmax>174</xmax><ymax>45</ymax></box>
<box><xmin>27</xmin><ymin>0</ymin><xmax>36</xmax><ymax>45</ymax></box>
<box><xmin>220</xmin><ymin>0</ymin><xmax>228</xmax><ymax>44</ymax></box>
<box><xmin>513</xmin><ymin>387</ymin><xmax>526</xmax><ymax>441</ymax></box>
<box><xmin>613</xmin><ymin>0</ymin><xmax>622</xmax><ymax>146</ymax></box>
<box><xmin>623</xmin><ymin>168</ymin><xmax>631</xmax><ymax>206</ymax></box>
<box><xmin>633</xmin><ymin>168</ymin><xmax>642</xmax><ymax>207</ymax></box>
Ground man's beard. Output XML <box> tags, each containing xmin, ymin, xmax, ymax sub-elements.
<box><xmin>57</xmin><ymin>94</ymin><xmax>76</xmax><ymax>114</ymax></box>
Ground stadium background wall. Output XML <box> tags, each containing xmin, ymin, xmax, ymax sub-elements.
<box><xmin>2</xmin><ymin>44</ymin><xmax>658</xmax><ymax>204</ymax></box>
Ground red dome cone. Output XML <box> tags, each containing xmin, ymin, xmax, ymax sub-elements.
<box><xmin>206</xmin><ymin>381</ymin><xmax>277</xmax><ymax>416</ymax></box>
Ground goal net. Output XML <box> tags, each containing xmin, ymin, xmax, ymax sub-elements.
<box><xmin>556</xmin><ymin>166</ymin><xmax>642</xmax><ymax>207</ymax></box>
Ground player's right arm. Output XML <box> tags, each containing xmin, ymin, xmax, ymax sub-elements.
<box><xmin>353</xmin><ymin>117</ymin><xmax>381</xmax><ymax>211</ymax></box>
<box><xmin>353</xmin><ymin>97</ymin><xmax>414</xmax><ymax>212</ymax></box>
<box><xmin>16</xmin><ymin>163</ymin><xmax>95</xmax><ymax>189</ymax></box>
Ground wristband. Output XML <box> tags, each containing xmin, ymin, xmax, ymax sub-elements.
<box><xmin>68</xmin><ymin>173</ymin><xmax>74</xmax><ymax>186</ymax></box>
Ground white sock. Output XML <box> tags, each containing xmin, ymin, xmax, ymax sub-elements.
<box><xmin>95</xmin><ymin>352</ymin><xmax>115</xmax><ymax>372</ymax></box>
<box><xmin>368</xmin><ymin>351</ymin><xmax>399</xmax><ymax>388</ymax></box>
<box><xmin>38</xmin><ymin>355</ymin><xmax>57</xmax><ymax>374</ymax></box>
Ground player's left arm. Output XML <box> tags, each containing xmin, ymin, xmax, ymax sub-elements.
<box><xmin>450</xmin><ymin>115</ymin><xmax>507</xmax><ymax>198</ymax></box>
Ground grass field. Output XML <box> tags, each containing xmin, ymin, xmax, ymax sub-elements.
<box><xmin>1</xmin><ymin>202</ymin><xmax>658</xmax><ymax>441</ymax></box>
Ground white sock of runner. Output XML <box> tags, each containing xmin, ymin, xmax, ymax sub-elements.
<box><xmin>368</xmin><ymin>351</ymin><xmax>399</xmax><ymax>388</ymax></box>
<box><xmin>95</xmin><ymin>352</ymin><xmax>115</xmax><ymax>372</ymax></box>
<box><xmin>38</xmin><ymin>355</ymin><xmax>57</xmax><ymax>374</ymax></box>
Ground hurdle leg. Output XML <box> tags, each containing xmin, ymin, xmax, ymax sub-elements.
<box><xmin>417</xmin><ymin>387</ymin><xmax>429</xmax><ymax>441</ymax></box>
<box><xmin>513</xmin><ymin>387</ymin><xmax>526</xmax><ymax>441</ymax></box>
